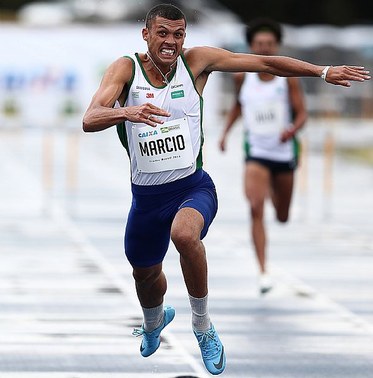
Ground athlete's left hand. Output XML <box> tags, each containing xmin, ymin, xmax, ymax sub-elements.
<box><xmin>325</xmin><ymin>66</ymin><xmax>370</xmax><ymax>87</ymax></box>
<box><xmin>280</xmin><ymin>128</ymin><xmax>296</xmax><ymax>143</ymax></box>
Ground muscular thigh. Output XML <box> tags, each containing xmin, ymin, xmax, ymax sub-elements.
<box><xmin>125</xmin><ymin>171</ymin><xmax>218</xmax><ymax>266</ymax></box>
<box><xmin>245</xmin><ymin>162</ymin><xmax>271</xmax><ymax>206</ymax></box>
<box><xmin>125</xmin><ymin>200</ymin><xmax>171</xmax><ymax>268</ymax></box>
<box><xmin>271</xmin><ymin>171</ymin><xmax>294</xmax><ymax>219</ymax></box>
<box><xmin>171</xmin><ymin>207</ymin><xmax>204</xmax><ymax>243</ymax></box>
<box><xmin>173</xmin><ymin>170</ymin><xmax>218</xmax><ymax>240</ymax></box>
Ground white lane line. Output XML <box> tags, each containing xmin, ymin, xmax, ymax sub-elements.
<box><xmin>49</xmin><ymin>204</ymin><xmax>210</xmax><ymax>378</ymax></box>
<box><xmin>271</xmin><ymin>264</ymin><xmax>373</xmax><ymax>335</ymax></box>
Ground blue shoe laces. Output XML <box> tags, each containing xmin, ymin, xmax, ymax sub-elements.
<box><xmin>197</xmin><ymin>328</ymin><xmax>221</xmax><ymax>359</ymax></box>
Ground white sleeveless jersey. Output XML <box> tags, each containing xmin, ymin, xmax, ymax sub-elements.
<box><xmin>117</xmin><ymin>53</ymin><xmax>203</xmax><ymax>186</ymax></box>
<box><xmin>239</xmin><ymin>73</ymin><xmax>295</xmax><ymax>161</ymax></box>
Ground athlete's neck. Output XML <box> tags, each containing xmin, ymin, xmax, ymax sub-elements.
<box><xmin>144</xmin><ymin>52</ymin><xmax>177</xmax><ymax>84</ymax></box>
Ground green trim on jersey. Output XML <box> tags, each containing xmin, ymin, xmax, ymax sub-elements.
<box><xmin>117</xmin><ymin>122</ymin><xmax>129</xmax><ymax>157</ymax></box>
<box><xmin>292</xmin><ymin>136</ymin><xmax>300</xmax><ymax>164</ymax></box>
<box><xmin>196</xmin><ymin>96</ymin><xmax>204</xmax><ymax>169</ymax></box>
<box><xmin>117</xmin><ymin>53</ymin><xmax>204</xmax><ymax>171</ymax></box>
<box><xmin>116</xmin><ymin>56</ymin><xmax>135</xmax><ymax>156</ymax></box>
<box><xmin>243</xmin><ymin>131</ymin><xmax>251</xmax><ymax>159</ymax></box>
<box><xmin>135</xmin><ymin>53</ymin><xmax>177</xmax><ymax>89</ymax></box>
<box><xmin>180</xmin><ymin>52</ymin><xmax>204</xmax><ymax>169</ymax></box>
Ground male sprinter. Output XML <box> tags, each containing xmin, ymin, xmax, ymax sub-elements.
<box><xmin>82</xmin><ymin>4</ymin><xmax>369</xmax><ymax>375</ymax></box>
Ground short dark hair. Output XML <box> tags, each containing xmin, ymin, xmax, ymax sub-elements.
<box><xmin>145</xmin><ymin>4</ymin><xmax>187</xmax><ymax>29</ymax></box>
<box><xmin>245</xmin><ymin>18</ymin><xmax>282</xmax><ymax>45</ymax></box>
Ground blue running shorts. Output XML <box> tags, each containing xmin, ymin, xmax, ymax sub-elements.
<box><xmin>124</xmin><ymin>169</ymin><xmax>218</xmax><ymax>268</ymax></box>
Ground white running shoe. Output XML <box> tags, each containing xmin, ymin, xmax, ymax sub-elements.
<box><xmin>259</xmin><ymin>273</ymin><xmax>273</xmax><ymax>295</ymax></box>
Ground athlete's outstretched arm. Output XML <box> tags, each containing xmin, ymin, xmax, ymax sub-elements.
<box><xmin>83</xmin><ymin>57</ymin><xmax>170</xmax><ymax>132</ymax></box>
<box><xmin>189</xmin><ymin>46</ymin><xmax>370</xmax><ymax>87</ymax></box>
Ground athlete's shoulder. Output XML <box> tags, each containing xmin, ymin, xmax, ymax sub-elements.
<box><xmin>102</xmin><ymin>56</ymin><xmax>136</xmax><ymax>84</ymax></box>
<box><xmin>183</xmin><ymin>46</ymin><xmax>210</xmax><ymax>55</ymax></box>
<box><xmin>112</xmin><ymin>55</ymin><xmax>135</xmax><ymax>66</ymax></box>
<box><xmin>183</xmin><ymin>46</ymin><xmax>226</xmax><ymax>60</ymax></box>
<box><xmin>182</xmin><ymin>46</ymin><xmax>225</xmax><ymax>76</ymax></box>
<box><xmin>182</xmin><ymin>46</ymin><xmax>205</xmax><ymax>63</ymax></box>
<box><xmin>106</xmin><ymin>56</ymin><xmax>135</xmax><ymax>73</ymax></box>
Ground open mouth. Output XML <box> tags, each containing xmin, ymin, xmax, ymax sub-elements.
<box><xmin>160</xmin><ymin>48</ymin><xmax>175</xmax><ymax>57</ymax></box>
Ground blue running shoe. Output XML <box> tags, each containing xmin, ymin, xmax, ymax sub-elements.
<box><xmin>194</xmin><ymin>324</ymin><xmax>226</xmax><ymax>375</ymax></box>
<box><xmin>132</xmin><ymin>306</ymin><xmax>175</xmax><ymax>357</ymax></box>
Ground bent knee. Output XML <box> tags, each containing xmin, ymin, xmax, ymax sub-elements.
<box><xmin>171</xmin><ymin>227</ymin><xmax>200</xmax><ymax>252</ymax></box>
<box><xmin>250</xmin><ymin>202</ymin><xmax>265</xmax><ymax>219</ymax></box>
<box><xmin>132</xmin><ymin>266</ymin><xmax>162</xmax><ymax>288</ymax></box>
<box><xmin>171</xmin><ymin>228</ymin><xmax>197</xmax><ymax>248</ymax></box>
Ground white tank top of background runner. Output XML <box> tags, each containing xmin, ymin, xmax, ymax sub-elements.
<box><xmin>121</xmin><ymin>53</ymin><xmax>203</xmax><ymax>186</ymax></box>
<box><xmin>239</xmin><ymin>73</ymin><xmax>293</xmax><ymax>161</ymax></box>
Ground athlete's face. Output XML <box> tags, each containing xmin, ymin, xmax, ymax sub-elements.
<box><xmin>142</xmin><ymin>17</ymin><xmax>186</xmax><ymax>66</ymax></box>
<box><xmin>250</xmin><ymin>31</ymin><xmax>279</xmax><ymax>56</ymax></box>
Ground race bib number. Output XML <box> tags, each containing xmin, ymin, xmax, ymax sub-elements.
<box><xmin>247</xmin><ymin>101</ymin><xmax>286</xmax><ymax>135</ymax></box>
<box><xmin>132</xmin><ymin>117</ymin><xmax>194</xmax><ymax>173</ymax></box>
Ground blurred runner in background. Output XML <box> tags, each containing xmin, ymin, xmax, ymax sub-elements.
<box><xmin>219</xmin><ymin>19</ymin><xmax>308</xmax><ymax>294</ymax></box>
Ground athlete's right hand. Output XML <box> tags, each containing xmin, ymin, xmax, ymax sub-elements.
<box><xmin>325</xmin><ymin>66</ymin><xmax>370</xmax><ymax>87</ymax></box>
<box><xmin>124</xmin><ymin>103</ymin><xmax>170</xmax><ymax>127</ymax></box>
